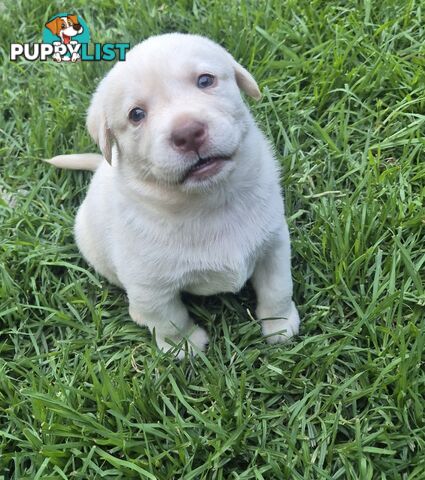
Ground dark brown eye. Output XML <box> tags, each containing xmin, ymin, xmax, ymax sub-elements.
<box><xmin>129</xmin><ymin>107</ymin><xmax>146</xmax><ymax>123</ymax></box>
<box><xmin>197</xmin><ymin>74</ymin><xmax>215</xmax><ymax>89</ymax></box>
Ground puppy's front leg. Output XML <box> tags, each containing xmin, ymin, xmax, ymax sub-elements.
<box><xmin>252</xmin><ymin>222</ymin><xmax>300</xmax><ymax>343</ymax></box>
<box><xmin>128</xmin><ymin>289</ymin><xmax>209</xmax><ymax>358</ymax></box>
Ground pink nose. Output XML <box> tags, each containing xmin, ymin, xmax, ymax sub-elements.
<box><xmin>171</xmin><ymin>120</ymin><xmax>207</xmax><ymax>152</ymax></box>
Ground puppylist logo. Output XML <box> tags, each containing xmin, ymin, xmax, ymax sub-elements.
<box><xmin>10</xmin><ymin>13</ymin><xmax>129</xmax><ymax>63</ymax></box>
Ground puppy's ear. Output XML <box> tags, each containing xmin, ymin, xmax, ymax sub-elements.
<box><xmin>45</xmin><ymin>17</ymin><xmax>61</xmax><ymax>36</ymax></box>
<box><xmin>86</xmin><ymin>83</ymin><xmax>113</xmax><ymax>164</ymax></box>
<box><xmin>68</xmin><ymin>15</ymin><xmax>79</xmax><ymax>25</ymax></box>
<box><xmin>233</xmin><ymin>60</ymin><xmax>261</xmax><ymax>100</ymax></box>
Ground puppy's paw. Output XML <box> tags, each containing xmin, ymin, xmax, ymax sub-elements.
<box><xmin>262</xmin><ymin>301</ymin><xmax>300</xmax><ymax>344</ymax></box>
<box><xmin>156</xmin><ymin>325</ymin><xmax>209</xmax><ymax>359</ymax></box>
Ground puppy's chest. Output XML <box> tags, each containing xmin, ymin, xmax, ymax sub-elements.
<box><xmin>118</xmin><ymin>196</ymin><xmax>279</xmax><ymax>295</ymax></box>
<box><xmin>152</xmin><ymin>223</ymin><xmax>262</xmax><ymax>294</ymax></box>
<box><xmin>182</xmin><ymin>252</ymin><xmax>257</xmax><ymax>295</ymax></box>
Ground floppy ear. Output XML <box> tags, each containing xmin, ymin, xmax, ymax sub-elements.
<box><xmin>68</xmin><ymin>15</ymin><xmax>79</xmax><ymax>25</ymax></box>
<box><xmin>45</xmin><ymin>17</ymin><xmax>61</xmax><ymax>36</ymax></box>
<box><xmin>86</xmin><ymin>83</ymin><xmax>113</xmax><ymax>164</ymax></box>
<box><xmin>233</xmin><ymin>61</ymin><xmax>261</xmax><ymax>100</ymax></box>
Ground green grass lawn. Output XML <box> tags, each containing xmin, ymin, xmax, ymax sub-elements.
<box><xmin>1</xmin><ymin>0</ymin><xmax>424</xmax><ymax>478</ymax></box>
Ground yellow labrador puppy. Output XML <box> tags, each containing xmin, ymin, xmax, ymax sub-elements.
<box><xmin>48</xmin><ymin>33</ymin><xmax>300</xmax><ymax>357</ymax></box>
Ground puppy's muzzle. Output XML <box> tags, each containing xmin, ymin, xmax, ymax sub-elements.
<box><xmin>171</xmin><ymin>120</ymin><xmax>207</xmax><ymax>153</ymax></box>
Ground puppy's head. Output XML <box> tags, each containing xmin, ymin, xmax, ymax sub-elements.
<box><xmin>45</xmin><ymin>15</ymin><xmax>83</xmax><ymax>41</ymax></box>
<box><xmin>87</xmin><ymin>33</ymin><xmax>261</xmax><ymax>192</ymax></box>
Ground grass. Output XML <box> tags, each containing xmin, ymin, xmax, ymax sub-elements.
<box><xmin>0</xmin><ymin>0</ymin><xmax>424</xmax><ymax>478</ymax></box>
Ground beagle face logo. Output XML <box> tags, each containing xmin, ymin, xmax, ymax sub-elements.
<box><xmin>43</xmin><ymin>13</ymin><xmax>90</xmax><ymax>62</ymax></box>
<box><xmin>10</xmin><ymin>12</ymin><xmax>129</xmax><ymax>63</ymax></box>
<box><xmin>45</xmin><ymin>15</ymin><xmax>84</xmax><ymax>44</ymax></box>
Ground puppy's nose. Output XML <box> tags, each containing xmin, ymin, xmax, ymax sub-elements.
<box><xmin>171</xmin><ymin>121</ymin><xmax>207</xmax><ymax>152</ymax></box>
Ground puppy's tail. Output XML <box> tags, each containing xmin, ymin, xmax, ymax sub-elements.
<box><xmin>45</xmin><ymin>153</ymin><xmax>103</xmax><ymax>172</ymax></box>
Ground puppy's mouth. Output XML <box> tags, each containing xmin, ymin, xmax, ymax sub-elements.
<box><xmin>182</xmin><ymin>155</ymin><xmax>232</xmax><ymax>182</ymax></box>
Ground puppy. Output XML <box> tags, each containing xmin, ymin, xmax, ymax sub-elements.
<box><xmin>48</xmin><ymin>33</ymin><xmax>300</xmax><ymax>357</ymax></box>
<box><xmin>45</xmin><ymin>15</ymin><xmax>83</xmax><ymax>62</ymax></box>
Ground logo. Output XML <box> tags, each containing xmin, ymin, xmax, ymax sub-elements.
<box><xmin>10</xmin><ymin>13</ymin><xmax>130</xmax><ymax>63</ymax></box>
<box><xmin>43</xmin><ymin>13</ymin><xmax>90</xmax><ymax>62</ymax></box>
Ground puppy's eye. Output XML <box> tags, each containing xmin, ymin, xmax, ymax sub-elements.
<box><xmin>129</xmin><ymin>107</ymin><xmax>146</xmax><ymax>124</ymax></box>
<box><xmin>197</xmin><ymin>74</ymin><xmax>215</xmax><ymax>89</ymax></box>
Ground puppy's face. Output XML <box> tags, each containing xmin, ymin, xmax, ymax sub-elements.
<box><xmin>45</xmin><ymin>15</ymin><xmax>83</xmax><ymax>42</ymax></box>
<box><xmin>87</xmin><ymin>34</ymin><xmax>261</xmax><ymax>192</ymax></box>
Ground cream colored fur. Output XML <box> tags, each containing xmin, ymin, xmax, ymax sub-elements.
<box><xmin>47</xmin><ymin>33</ymin><xmax>300</xmax><ymax>357</ymax></box>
